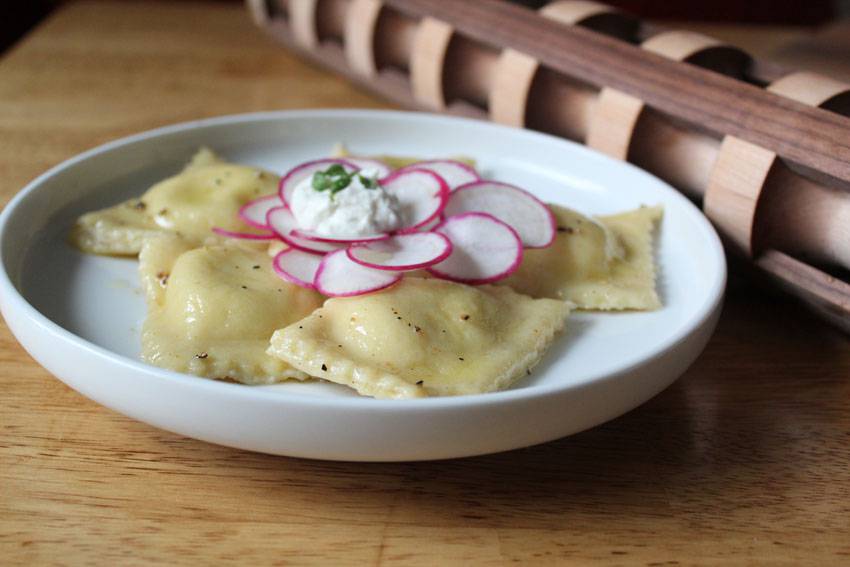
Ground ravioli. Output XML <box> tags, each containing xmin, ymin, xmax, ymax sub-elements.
<box><xmin>70</xmin><ymin>148</ymin><xmax>278</xmax><ymax>256</ymax></box>
<box><xmin>138</xmin><ymin>233</ymin><xmax>197</xmax><ymax>306</ymax></box>
<box><xmin>267</xmin><ymin>278</ymin><xmax>569</xmax><ymax>399</ymax></box>
<box><xmin>140</xmin><ymin>239</ymin><xmax>324</xmax><ymax>385</ymax></box>
<box><xmin>502</xmin><ymin>204</ymin><xmax>662</xmax><ymax>310</ymax></box>
<box><xmin>331</xmin><ymin>143</ymin><xmax>476</xmax><ymax>170</ymax></box>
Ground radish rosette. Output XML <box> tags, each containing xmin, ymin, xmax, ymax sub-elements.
<box><xmin>347</xmin><ymin>232</ymin><xmax>453</xmax><ymax>271</ymax></box>
<box><xmin>239</xmin><ymin>194</ymin><xmax>284</xmax><ymax>230</ymax></box>
<box><xmin>314</xmin><ymin>249</ymin><xmax>402</xmax><ymax>297</ymax></box>
<box><xmin>397</xmin><ymin>160</ymin><xmax>480</xmax><ymax>191</ymax></box>
<box><xmin>279</xmin><ymin>158</ymin><xmax>358</xmax><ymax>207</ymax></box>
<box><xmin>289</xmin><ymin>228</ymin><xmax>391</xmax><ymax>244</ymax></box>
<box><xmin>341</xmin><ymin>157</ymin><xmax>392</xmax><ymax>178</ymax></box>
<box><xmin>444</xmin><ymin>181</ymin><xmax>557</xmax><ymax>248</ymax></box>
<box><xmin>427</xmin><ymin>212</ymin><xmax>523</xmax><ymax>284</ymax></box>
<box><xmin>380</xmin><ymin>168</ymin><xmax>450</xmax><ymax>232</ymax></box>
<box><xmin>266</xmin><ymin>206</ymin><xmax>346</xmax><ymax>255</ymax></box>
<box><xmin>273</xmin><ymin>248</ymin><xmax>323</xmax><ymax>289</ymax></box>
<box><xmin>216</xmin><ymin>156</ymin><xmax>554</xmax><ymax>295</ymax></box>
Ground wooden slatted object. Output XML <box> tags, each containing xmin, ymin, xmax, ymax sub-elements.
<box><xmin>246</xmin><ymin>0</ymin><xmax>850</xmax><ymax>331</ymax></box>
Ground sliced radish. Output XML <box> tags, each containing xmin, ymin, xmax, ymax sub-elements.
<box><xmin>347</xmin><ymin>232</ymin><xmax>452</xmax><ymax>271</ymax></box>
<box><xmin>343</xmin><ymin>157</ymin><xmax>392</xmax><ymax>178</ymax></box>
<box><xmin>272</xmin><ymin>249</ymin><xmax>323</xmax><ymax>290</ymax></box>
<box><xmin>266</xmin><ymin>206</ymin><xmax>297</xmax><ymax>237</ymax></box>
<box><xmin>314</xmin><ymin>249</ymin><xmax>402</xmax><ymax>297</ymax></box>
<box><xmin>428</xmin><ymin>213</ymin><xmax>523</xmax><ymax>284</ymax></box>
<box><xmin>400</xmin><ymin>160</ymin><xmax>479</xmax><ymax>190</ymax></box>
<box><xmin>290</xmin><ymin>228</ymin><xmax>390</xmax><ymax>244</ymax></box>
<box><xmin>416</xmin><ymin>217</ymin><xmax>441</xmax><ymax>232</ymax></box>
<box><xmin>239</xmin><ymin>194</ymin><xmax>283</xmax><ymax>229</ymax></box>
<box><xmin>211</xmin><ymin>227</ymin><xmax>276</xmax><ymax>240</ymax></box>
<box><xmin>380</xmin><ymin>168</ymin><xmax>449</xmax><ymax>232</ymax></box>
<box><xmin>279</xmin><ymin>158</ymin><xmax>358</xmax><ymax>206</ymax></box>
<box><xmin>444</xmin><ymin>181</ymin><xmax>556</xmax><ymax>248</ymax></box>
<box><xmin>266</xmin><ymin>206</ymin><xmax>345</xmax><ymax>255</ymax></box>
<box><xmin>281</xmin><ymin>234</ymin><xmax>345</xmax><ymax>255</ymax></box>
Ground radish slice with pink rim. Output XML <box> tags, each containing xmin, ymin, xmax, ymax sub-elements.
<box><xmin>416</xmin><ymin>217</ymin><xmax>441</xmax><ymax>232</ymax></box>
<box><xmin>279</xmin><ymin>158</ymin><xmax>358</xmax><ymax>207</ymax></box>
<box><xmin>343</xmin><ymin>157</ymin><xmax>392</xmax><ymax>178</ymax></box>
<box><xmin>211</xmin><ymin>227</ymin><xmax>276</xmax><ymax>240</ymax></box>
<box><xmin>239</xmin><ymin>194</ymin><xmax>283</xmax><ymax>229</ymax></box>
<box><xmin>290</xmin><ymin>228</ymin><xmax>390</xmax><ymax>244</ymax></box>
<box><xmin>399</xmin><ymin>160</ymin><xmax>479</xmax><ymax>190</ymax></box>
<box><xmin>314</xmin><ymin>249</ymin><xmax>402</xmax><ymax>297</ymax></box>
<box><xmin>272</xmin><ymin>249</ymin><xmax>323</xmax><ymax>290</ymax></box>
<box><xmin>427</xmin><ymin>213</ymin><xmax>523</xmax><ymax>284</ymax></box>
<box><xmin>281</xmin><ymin>234</ymin><xmax>345</xmax><ymax>255</ymax></box>
<box><xmin>380</xmin><ymin>168</ymin><xmax>450</xmax><ymax>232</ymax></box>
<box><xmin>444</xmin><ymin>180</ymin><xmax>557</xmax><ymax>248</ymax></box>
<box><xmin>266</xmin><ymin>206</ymin><xmax>346</xmax><ymax>255</ymax></box>
<box><xmin>347</xmin><ymin>232</ymin><xmax>453</xmax><ymax>271</ymax></box>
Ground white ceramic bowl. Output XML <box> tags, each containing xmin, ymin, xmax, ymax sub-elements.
<box><xmin>0</xmin><ymin>110</ymin><xmax>725</xmax><ymax>461</ymax></box>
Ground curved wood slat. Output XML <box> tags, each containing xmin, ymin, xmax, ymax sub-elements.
<box><xmin>587</xmin><ymin>31</ymin><xmax>749</xmax><ymax>160</ymax></box>
<box><xmin>705</xmin><ymin>71</ymin><xmax>850</xmax><ymax>265</ymax></box>
<box><xmin>345</xmin><ymin>0</ymin><xmax>384</xmax><ymax>76</ymax></box>
<box><xmin>410</xmin><ymin>16</ymin><xmax>453</xmax><ymax>109</ymax></box>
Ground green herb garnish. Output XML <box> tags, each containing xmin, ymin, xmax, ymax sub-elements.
<box><xmin>311</xmin><ymin>164</ymin><xmax>379</xmax><ymax>199</ymax></box>
<box><xmin>312</xmin><ymin>164</ymin><xmax>351</xmax><ymax>197</ymax></box>
<box><xmin>359</xmin><ymin>174</ymin><xmax>378</xmax><ymax>189</ymax></box>
<box><xmin>311</xmin><ymin>171</ymin><xmax>330</xmax><ymax>191</ymax></box>
<box><xmin>325</xmin><ymin>164</ymin><xmax>347</xmax><ymax>176</ymax></box>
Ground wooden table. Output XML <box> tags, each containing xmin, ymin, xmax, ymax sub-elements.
<box><xmin>1</xmin><ymin>2</ymin><xmax>848</xmax><ymax>564</ymax></box>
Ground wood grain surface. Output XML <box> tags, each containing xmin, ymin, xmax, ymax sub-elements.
<box><xmin>1</xmin><ymin>2</ymin><xmax>849</xmax><ymax>565</ymax></box>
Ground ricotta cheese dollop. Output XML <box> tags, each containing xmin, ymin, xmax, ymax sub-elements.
<box><xmin>289</xmin><ymin>168</ymin><xmax>403</xmax><ymax>237</ymax></box>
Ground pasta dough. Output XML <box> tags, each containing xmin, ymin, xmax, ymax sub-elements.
<box><xmin>502</xmin><ymin>204</ymin><xmax>662</xmax><ymax>310</ymax></box>
<box><xmin>140</xmin><ymin>238</ymin><xmax>323</xmax><ymax>385</ymax></box>
<box><xmin>70</xmin><ymin>148</ymin><xmax>277</xmax><ymax>256</ymax></box>
<box><xmin>331</xmin><ymin>144</ymin><xmax>475</xmax><ymax>170</ymax></box>
<box><xmin>267</xmin><ymin>278</ymin><xmax>569</xmax><ymax>399</ymax></box>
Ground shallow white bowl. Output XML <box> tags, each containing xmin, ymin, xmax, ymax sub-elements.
<box><xmin>0</xmin><ymin>110</ymin><xmax>725</xmax><ymax>461</ymax></box>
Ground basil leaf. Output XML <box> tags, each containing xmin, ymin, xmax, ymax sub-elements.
<box><xmin>312</xmin><ymin>171</ymin><xmax>329</xmax><ymax>191</ymax></box>
<box><xmin>325</xmin><ymin>164</ymin><xmax>347</xmax><ymax>177</ymax></box>
<box><xmin>359</xmin><ymin>174</ymin><xmax>377</xmax><ymax>189</ymax></box>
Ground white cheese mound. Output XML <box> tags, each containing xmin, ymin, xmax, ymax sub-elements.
<box><xmin>289</xmin><ymin>170</ymin><xmax>403</xmax><ymax>237</ymax></box>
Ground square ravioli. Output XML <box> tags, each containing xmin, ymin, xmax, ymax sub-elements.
<box><xmin>69</xmin><ymin>148</ymin><xmax>277</xmax><ymax>256</ymax></box>
<box><xmin>139</xmin><ymin>236</ymin><xmax>324</xmax><ymax>385</ymax></box>
<box><xmin>502</xmin><ymin>204</ymin><xmax>663</xmax><ymax>310</ymax></box>
<box><xmin>268</xmin><ymin>278</ymin><xmax>569</xmax><ymax>399</ymax></box>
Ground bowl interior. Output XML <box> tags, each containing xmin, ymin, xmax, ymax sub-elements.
<box><xmin>2</xmin><ymin>110</ymin><xmax>725</xmax><ymax>402</ymax></box>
